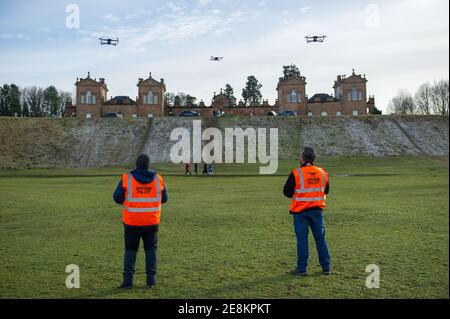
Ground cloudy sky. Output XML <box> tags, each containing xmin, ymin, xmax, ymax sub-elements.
<box><xmin>0</xmin><ymin>0</ymin><xmax>448</xmax><ymax>112</ymax></box>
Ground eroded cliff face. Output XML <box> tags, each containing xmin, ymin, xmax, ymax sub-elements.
<box><xmin>0</xmin><ymin>115</ymin><xmax>448</xmax><ymax>168</ymax></box>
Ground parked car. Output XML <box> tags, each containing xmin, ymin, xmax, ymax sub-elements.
<box><xmin>177</xmin><ymin>110</ymin><xmax>200</xmax><ymax>117</ymax></box>
<box><xmin>278</xmin><ymin>110</ymin><xmax>297</xmax><ymax>116</ymax></box>
<box><xmin>102</xmin><ymin>112</ymin><xmax>120</xmax><ymax>118</ymax></box>
<box><xmin>267</xmin><ymin>110</ymin><xmax>277</xmax><ymax>116</ymax></box>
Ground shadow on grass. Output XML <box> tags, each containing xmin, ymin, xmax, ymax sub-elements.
<box><xmin>72</xmin><ymin>271</ymin><xmax>330</xmax><ymax>299</ymax></box>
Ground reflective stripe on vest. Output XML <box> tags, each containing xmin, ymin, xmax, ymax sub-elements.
<box><xmin>290</xmin><ymin>165</ymin><xmax>327</xmax><ymax>213</ymax></box>
<box><xmin>123</xmin><ymin>206</ymin><xmax>161</xmax><ymax>213</ymax></box>
<box><xmin>294</xmin><ymin>196</ymin><xmax>325</xmax><ymax>202</ymax></box>
<box><xmin>126</xmin><ymin>174</ymin><xmax>161</xmax><ymax>203</ymax></box>
<box><xmin>293</xmin><ymin>167</ymin><xmax>326</xmax><ymax>194</ymax></box>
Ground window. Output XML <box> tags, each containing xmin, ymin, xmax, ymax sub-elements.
<box><xmin>287</xmin><ymin>89</ymin><xmax>300</xmax><ymax>103</ymax></box>
<box><xmin>308</xmin><ymin>111</ymin><xmax>313</xmax><ymax>116</ymax></box>
<box><xmin>321</xmin><ymin>111</ymin><xmax>328</xmax><ymax>117</ymax></box>
<box><xmin>335</xmin><ymin>87</ymin><xmax>342</xmax><ymax>99</ymax></box>
<box><xmin>349</xmin><ymin>88</ymin><xmax>362</xmax><ymax>101</ymax></box>
<box><xmin>351</xmin><ymin>88</ymin><xmax>358</xmax><ymax>101</ymax></box>
<box><xmin>145</xmin><ymin>91</ymin><xmax>158</xmax><ymax>104</ymax></box>
<box><xmin>336</xmin><ymin>111</ymin><xmax>342</xmax><ymax>116</ymax></box>
<box><xmin>352</xmin><ymin>110</ymin><xmax>359</xmax><ymax>116</ymax></box>
<box><xmin>81</xmin><ymin>91</ymin><xmax>96</xmax><ymax>104</ymax></box>
<box><xmin>85</xmin><ymin>113</ymin><xmax>91</xmax><ymax>119</ymax></box>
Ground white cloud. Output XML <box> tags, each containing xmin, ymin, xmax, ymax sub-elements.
<box><xmin>80</xmin><ymin>7</ymin><xmax>267</xmax><ymax>53</ymax></box>
<box><xmin>167</xmin><ymin>2</ymin><xmax>184</xmax><ymax>13</ymax></box>
<box><xmin>0</xmin><ymin>0</ymin><xmax>447</xmax><ymax>114</ymax></box>
<box><xmin>0</xmin><ymin>33</ymin><xmax>30</xmax><ymax>40</ymax></box>
<box><xmin>124</xmin><ymin>10</ymin><xmax>152</xmax><ymax>20</ymax></box>
<box><xmin>100</xmin><ymin>14</ymin><xmax>121</xmax><ymax>22</ymax></box>
<box><xmin>230</xmin><ymin>10</ymin><xmax>244</xmax><ymax>18</ymax></box>
<box><xmin>301</xmin><ymin>6</ymin><xmax>311</xmax><ymax>13</ymax></box>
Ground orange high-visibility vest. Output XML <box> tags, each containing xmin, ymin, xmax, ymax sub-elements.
<box><xmin>121</xmin><ymin>173</ymin><xmax>164</xmax><ymax>226</ymax></box>
<box><xmin>290</xmin><ymin>165</ymin><xmax>329</xmax><ymax>213</ymax></box>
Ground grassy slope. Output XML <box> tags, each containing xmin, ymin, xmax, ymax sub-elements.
<box><xmin>0</xmin><ymin>156</ymin><xmax>448</xmax><ymax>298</ymax></box>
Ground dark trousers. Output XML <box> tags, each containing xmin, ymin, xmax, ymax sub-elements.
<box><xmin>122</xmin><ymin>224</ymin><xmax>158</xmax><ymax>285</ymax></box>
<box><xmin>293</xmin><ymin>209</ymin><xmax>331</xmax><ymax>273</ymax></box>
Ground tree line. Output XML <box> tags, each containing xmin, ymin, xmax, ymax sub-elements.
<box><xmin>0</xmin><ymin>84</ymin><xmax>72</xmax><ymax>117</ymax></box>
<box><xmin>164</xmin><ymin>65</ymin><xmax>304</xmax><ymax>108</ymax></box>
<box><xmin>388</xmin><ymin>79</ymin><xmax>449</xmax><ymax>115</ymax></box>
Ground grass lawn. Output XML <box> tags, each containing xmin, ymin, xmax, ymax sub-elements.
<box><xmin>0</xmin><ymin>156</ymin><xmax>448</xmax><ymax>298</ymax></box>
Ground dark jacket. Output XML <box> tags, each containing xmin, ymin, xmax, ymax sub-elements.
<box><xmin>283</xmin><ymin>163</ymin><xmax>329</xmax><ymax>214</ymax></box>
<box><xmin>113</xmin><ymin>169</ymin><xmax>168</xmax><ymax>205</ymax></box>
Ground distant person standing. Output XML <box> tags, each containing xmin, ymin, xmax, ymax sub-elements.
<box><xmin>185</xmin><ymin>163</ymin><xmax>192</xmax><ymax>176</ymax></box>
<box><xmin>203</xmin><ymin>163</ymin><xmax>208</xmax><ymax>175</ymax></box>
<box><xmin>283</xmin><ymin>147</ymin><xmax>331</xmax><ymax>276</ymax></box>
<box><xmin>208</xmin><ymin>163</ymin><xmax>214</xmax><ymax>175</ymax></box>
<box><xmin>194</xmin><ymin>163</ymin><xmax>198</xmax><ymax>175</ymax></box>
<box><xmin>113</xmin><ymin>154</ymin><xmax>168</xmax><ymax>289</ymax></box>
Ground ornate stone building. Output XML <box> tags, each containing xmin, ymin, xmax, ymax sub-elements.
<box><xmin>69</xmin><ymin>69</ymin><xmax>376</xmax><ymax>118</ymax></box>
<box><xmin>73</xmin><ymin>72</ymin><xmax>165</xmax><ymax>119</ymax></box>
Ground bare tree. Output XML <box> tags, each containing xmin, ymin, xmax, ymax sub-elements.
<box><xmin>388</xmin><ymin>89</ymin><xmax>415</xmax><ymax>115</ymax></box>
<box><xmin>23</xmin><ymin>86</ymin><xmax>44</xmax><ymax>117</ymax></box>
<box><xmin>58</xmin><ymin>91</ymin><xmax>72</xmax><ymax>117</ymax></box>
<box><xmin>415</xmin><ymin>82</ymin><xmax>432</xmax><ymax>115</ymax></box>
<box><xmin>430</xmin><ymin>79</ymin><xmax>449</xmax><ymax>115</ymax></box>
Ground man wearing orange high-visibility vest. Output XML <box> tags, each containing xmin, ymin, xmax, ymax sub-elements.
<box><xmin>283</xmin><ymin>147</ymin><xmax>331</xmax><ymax>276</ymax></box>
<box><xmin>113</xmin><ymin>154</ymin><xmax>168</xmax><ymax>289</ymax></box>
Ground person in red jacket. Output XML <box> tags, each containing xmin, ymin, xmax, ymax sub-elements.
<box><xmin>283</xmin><ymin>147</ymin><xmax>331</xmax><ymax>276</ymax></box>
<box><xmin>185</xmin><ymin>163</ymin><xmax>192</xmax><ymax>175</ymax></box>
<box><xmin>113</xmin><ymin>154</ymin><xmax>168</xmax><ymax>289</ymax></box>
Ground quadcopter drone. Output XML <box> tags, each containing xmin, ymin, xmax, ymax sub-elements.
<box><xmin>305</xmin><ymin>35</ymin><xmax>327</xmax><ymax>43</ymax></box>
<box><xmin>210</xmin><ymin>56</ymin><xmax>224</xmax><ymax>61</ymax></box>
<box><xmin>99</xmin><ymin>37</ymin><xmax>119</xmax><ymax>46</ymax></box>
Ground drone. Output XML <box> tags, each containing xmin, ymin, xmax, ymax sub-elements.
<box><xmin>210</xmin><ymin>56</ymin><xmax>224</xmax><ymax>61</ymax></box>
<box><xmin>305</xmin><ymin>35</ymin><xmax>327</xmax><ymax>43</ymax></box>
<box><xmin>99</xmin><ymin>37</ymin><xmax>119</xmax><ymax>46</ymax></box>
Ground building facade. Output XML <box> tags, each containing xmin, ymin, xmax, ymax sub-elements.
<box><xmin>72</xmin><ymin>72</ymin><xmax>165</xmax><ymax>119</ymax></box>
<box><xmin>69</xmin><ymin>69</ymin><xmax>375</xmax><ymax>118</ymax></box>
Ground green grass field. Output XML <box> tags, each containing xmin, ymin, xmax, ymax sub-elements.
<box><xmin>0</xmin><ymin>156</ymin><xmax>448</xmax><ymax>299</ymax></box>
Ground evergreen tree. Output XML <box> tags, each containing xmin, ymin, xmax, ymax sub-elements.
<box><xmin>283</xmin><ymin>64</ymin><xmax>301</xmax><ymax>80</ymax></box>
<box><xmin>185</xmin><ymin>95</ymin><xmax>197</xmax><ymax>106</ymax></box>
<box><xmin>43</xmin><ymin>86</ymin><xmax>61</xmax><ymax>117</ymax></box>
<box><xmin>9</xmin><ymin>84</ymin><xmax>21</xmax><ymax>116</ymax></box>
<box><xmin>0</xmin><ymin>84</ymin><xmax>11</xmax><ymax>116</ymax></box>
<box><xmin>223</xmin><ymin>83</ymin><xmax>236</xmax><ymax>106</ymax></box>
<box><xmin>242</xmin><ymin>76</ymin><xmax>262</xmax><ymax>106</ymax></box>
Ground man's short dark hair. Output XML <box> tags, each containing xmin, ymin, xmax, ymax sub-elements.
<box><xmin>302</xmin><ymin>147</ymin><xmax>316</xmax><ymax>163</ymax></box>
<box><xmin>136</xmin><ymin>154</ymin><xmax>150</xmax><ymax>170</ymax></box>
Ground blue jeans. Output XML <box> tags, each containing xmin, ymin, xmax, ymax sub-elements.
<box><xmin>293</xmin><ymin>209</ymin><xmax>331</xmax><ymax>272</ymax></box>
